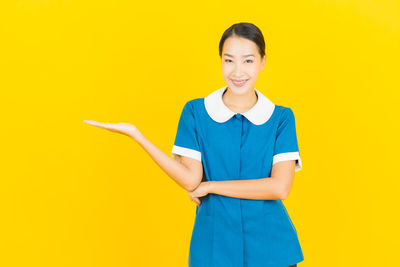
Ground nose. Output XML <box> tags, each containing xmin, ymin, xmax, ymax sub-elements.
<box><xmin>233</xmin><ymin>63</ymin><xmax>244</xmax><ymax>76</ymax></box>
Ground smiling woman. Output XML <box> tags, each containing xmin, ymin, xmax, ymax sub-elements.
<box><xmin>84</xmin><ymin>22</ymin><xmax>303</xmax><ymax>267</ymax></box>
<box><xmin>171</xmin><ymin>23</ymin><xmax>304</xmax><ymax>267</ymax></box>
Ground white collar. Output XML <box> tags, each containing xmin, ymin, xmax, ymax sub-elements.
<box><xmin>204</xmin><ymin>86</ymin><xmax>275</xmax><ymax>125</ymax></box>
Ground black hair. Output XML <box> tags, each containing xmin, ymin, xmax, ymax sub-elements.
<box><xmin>219</xmin><ymin>22</ymin><xmax>266</xmax><ymax>59</ymax></box>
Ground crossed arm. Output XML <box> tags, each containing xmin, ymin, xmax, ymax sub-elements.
<box><xmin>206</xmin><ymin>159</ymin><xmax>296</xmax><ymax>200</ymax></box>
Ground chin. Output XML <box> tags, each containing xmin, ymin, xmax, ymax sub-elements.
<box><xmin>228</xmin><ymin>85</ymin><xmax>252</xmax><ymax>95</ymax></box>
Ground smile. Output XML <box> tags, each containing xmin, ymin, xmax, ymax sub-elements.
<box><xmin>231</xmin><ymin>79</ymin><xmax>249</xmax><ymax>87</ymax></box>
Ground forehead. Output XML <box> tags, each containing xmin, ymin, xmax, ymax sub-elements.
<box><xmin>222</xmin><ymin>36</ymin><xmax>258</xmax><ymax>55</ymax></box>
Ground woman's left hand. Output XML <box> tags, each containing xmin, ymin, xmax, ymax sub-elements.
<box><xmin>188</xmin><ymin>182</ymin><xmax>212</xmax><ymax>206</ymax></box>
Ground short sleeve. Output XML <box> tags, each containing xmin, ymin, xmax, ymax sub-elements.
<box><xmin>171</xmin><ymin>101</ymin><xmax>202</xmax><ymax>162</ymax></box>
<box><xmin>272</xmin><ymin>107</ymin><xmax>302</xmax><ymax>172</ymax></box>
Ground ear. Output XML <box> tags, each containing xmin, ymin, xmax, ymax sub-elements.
<box><xmin>260</xmin><ymin>55</ymin><xmax>266</xmax><ymax>71</ymax></box>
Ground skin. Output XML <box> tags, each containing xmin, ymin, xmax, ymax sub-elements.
<box><xmin>83</xmin><ymin>36</ymin><xmax>297</xmax><ymax>206</ymax></box>
<box><xmin>221</xmin><ymin>35</ymin><xmax>265</xmax><ymax>113</ymax></box>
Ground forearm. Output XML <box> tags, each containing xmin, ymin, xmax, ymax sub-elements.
<box><xmin>131</xmin><ymin>132</ymin><xmax>199</xmax><ymax>191</ymax></box>
<box><xmin>208</xmin><ymin>178</ymin><xmax>284</xmax><ymax>200</ymax></box>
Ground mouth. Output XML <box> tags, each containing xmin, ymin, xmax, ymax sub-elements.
<box><xmin>231</xmin><ymin>79</ymin><xmax>249</xmax><ymax>87</ymax></box>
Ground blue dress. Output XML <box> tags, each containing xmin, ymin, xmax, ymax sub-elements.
<box><xmin>171</xmin><ymin>85</ymin><xmax>304</xmax><ymax>267</ymax></box>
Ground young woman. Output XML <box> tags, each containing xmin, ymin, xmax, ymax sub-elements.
<box><xmin>84</xmin><ymin>22</ymin><xmax>304</xmax><ymax>267</ymax></box>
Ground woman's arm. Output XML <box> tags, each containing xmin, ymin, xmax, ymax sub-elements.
<box><xmin>207</xmin><ymin>160</ymin><xmax>296</xmax><ymax>200</ymax></box>
<box><xmin>133</xmin><ymin>132</ymin><xmax>203</xmax><ymax>192</ymax></box>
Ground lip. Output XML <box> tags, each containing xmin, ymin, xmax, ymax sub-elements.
<box><xmin>231</xmin><ymin>79</ymin><xmax>249</xmax><ymax>87</ymax></box>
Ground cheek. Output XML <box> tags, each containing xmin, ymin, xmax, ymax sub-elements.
<box><xmin>221</xmin><ymin>65</ymin><xmax>232</xmax><ymax>75</ymax></box>
<box><xmin>248</xmin><ymin>66</ymin><xmax>260</xmax><ymax>76</ymax></box>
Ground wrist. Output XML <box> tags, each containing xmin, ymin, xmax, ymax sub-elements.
<box><xmin>207</xmin><ymin>181</ymin><xmax>215</xmax><ymax>194</ymax></box>
<box><xmin>130</xmin><ymin>131</ymin><xmax>144</xmax><ymax>142</ymax></box>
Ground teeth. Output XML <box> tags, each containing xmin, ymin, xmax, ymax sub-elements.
<box><xmin>233</xmin><ymin>80</ymin><xmax>247</xmax><ymax>84</ymax></box>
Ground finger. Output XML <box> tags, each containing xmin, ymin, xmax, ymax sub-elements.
<box><xmin>84</xmin><ymin>120</ymin><xmax>113</xmax><ymax>130</ymax></box>
<box><xmin>83</xmin><ymin>120</ymin><xmax>100</xmax><ymax>126</ymax></box>
<box><xmin>189</xmin><ymin>196</ymin><xmax>197</xmax><ymax>205</ymax></box>
<box><xmin>83</xmin><ymin>120</ymin><xmax>106</xmax><ymax>128</ymax></box>
<box><xmin>193</xmin><ymin>197</ymin><xmax>201</xmax><ymax>206</ymax></box>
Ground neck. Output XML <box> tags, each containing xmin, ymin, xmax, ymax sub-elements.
<box><xmin>222</xmin><ymin>87</ymin><xmax>258</xmax><ymax>113</ymax></box>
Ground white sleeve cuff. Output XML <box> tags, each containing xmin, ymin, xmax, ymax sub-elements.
<box><xmin>171</xmin><ymin>145</ymin><xmax>202</xmax><ymax>162</ymax></box>
<box><xmin>272</xmin><ymin>151</ymin><xmax>302</xmax><ymax>172</ymax></box>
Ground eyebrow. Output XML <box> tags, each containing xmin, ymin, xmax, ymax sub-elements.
<box><xmin>223</xmin><ymin>53</ymin><xmax>255</xmax><ymax>58</ymax></box>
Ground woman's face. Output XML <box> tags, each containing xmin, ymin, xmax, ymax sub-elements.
<box><xmin>221</xmin><ymin>36</ymin><xmax>266</xmax><ymax>95</ymax></box>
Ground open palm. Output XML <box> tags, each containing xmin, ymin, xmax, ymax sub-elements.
<box><xmin>83</xmin><ymin>120</ymin><xmax>141</xmax><ymax>139</ymax></box>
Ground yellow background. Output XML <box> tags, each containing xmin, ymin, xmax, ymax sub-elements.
<box><xmin>1</xmin><ymin>0</ymin><xmax>399</xmax><ymax>266</ymax></box>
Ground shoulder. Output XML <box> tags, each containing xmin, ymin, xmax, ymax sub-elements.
<box><xmin>182</xmin><ymin>98</ymin><xmax>205</xmax><ymax>113</ymax></box>
<box><xmin>185</xmin><ymin>98</ymin><xmax>204</xmax><ymax>108</ymax></box>
<box><xmin>274</xmin><ymin>105</ymin><xmax>295</xmax><ymax>123</ymax></box>
<box><xmin>274</xmin><ymin>104</ymin><xmax>294</xmax><ymax>115</ymax></box>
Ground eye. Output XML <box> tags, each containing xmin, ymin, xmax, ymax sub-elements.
<box><xmin>224</xmin><ymin>59</ymin><xmax>232</xmax><ymax>63</ymax></box>
<box><xmin>245</xmin><ymin>59</ymin><xmax>253</xmax><ymax>63</ymax></box>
